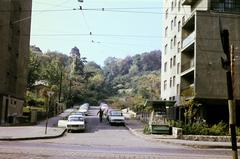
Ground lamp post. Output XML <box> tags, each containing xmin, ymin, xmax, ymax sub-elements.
<box><xmin>45</xmin><ymin>91</ymin><xmax>54</xmax><ymax>135</ymax></box>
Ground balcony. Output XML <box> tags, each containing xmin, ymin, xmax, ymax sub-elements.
<box><xmin>181</xmin><ymin>84</ymin><xmax>194</xmax><ymax>98</ymax></box>
<box><xmin>182</xmin><ymin>32</ymin><xmax>195</xmax><ymax>50</ymax></box>
<box><xmin>181</xmin><ymin>60</ymin><xmax>194</xmax><ymax>73</ymax></box>
<box><xmin>182</xmin><ymin>0</ymin><xmax>198</xmax><ymax>5</ymax></box>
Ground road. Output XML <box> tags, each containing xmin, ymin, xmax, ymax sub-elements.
<box><xmin>0</xmin><ymin>106</ymin><xmax>236</xmax><ymax>159</ymax></box>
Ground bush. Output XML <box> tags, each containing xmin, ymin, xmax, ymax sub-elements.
<box><xmin>182</xmin><ymin>122</ymin><xmax>209</xmax><ymax>135</ymax></box>
<box><xmin>208</xmin><ymin>121</ymin><xmax>228</xmax><ymax>136</ymax></box>
<box><xmin>237</xmin><ymin>127</ymin><xmax>240</xmax><ymax>136</ymax></box>
<box><xmin>170</xmin><ymin>121</ymin><xmax>229</xmax><ymax>136</ymax></box>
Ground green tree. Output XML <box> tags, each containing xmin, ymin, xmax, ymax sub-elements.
<box><xmin>27</xmin><ymin>51</ymin><xmax>41</xmax><ymax>90</ymax></box>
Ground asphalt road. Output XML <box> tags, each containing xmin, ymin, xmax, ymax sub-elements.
<box><xmin>0</xmin><ymin>106</ymin><xmax>237</xmax><ymax>159</ymax></box>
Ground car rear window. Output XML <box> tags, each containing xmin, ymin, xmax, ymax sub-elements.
<box><xmin>110</xmin><ymin>111</ymin><xmax>122</xmax><ymax>116</ymax></box>
<box><xmin>69</xmin><ymin>117</ymin><xmax>84</xmax><ymax>121</ymax></box>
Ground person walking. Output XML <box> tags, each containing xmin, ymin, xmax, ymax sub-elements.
<box><xmin>97</xmin><ymin>108</ymin><xmax>104</xmax><ymax>123</ymax></box>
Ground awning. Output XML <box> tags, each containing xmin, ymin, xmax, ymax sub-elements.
<box><xmin>144</xmin><ymin>100</ymin><xmax>176</xmax><ymax>111</ymax></box>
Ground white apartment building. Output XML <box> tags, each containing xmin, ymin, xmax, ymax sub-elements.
<box><xmin>161</xmin><ymin>0</ymin><xmax>240</xmax><ymax>124</ymax></box>
<box><xmin>161</xmin><ymin>0</ymin><xmax>190</xmax><ymax>103</ymax></box>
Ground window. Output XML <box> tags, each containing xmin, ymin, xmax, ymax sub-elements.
<box><xmin>171</xmin><ymin>1</ymin><xmax>174</xmax><ymax>11</ymax></box>
<box><xmin>171</xmin><ymin>39</ymin><xmax>173</xmax><ymax>49</ymax></box>
<box><xmin>173</xmin><ymin>76</ymin><xmax>175</xmax><ymax>86</ymax></box>
<box><xmin>177</xmin><ymin>41</ymin><xmax>181</xmax><ymax>53</ymax></box>
<box><xmin>164</xmin><ymin>62</ymin><xmax>167</xmax><ymax>72</ymax></box>
<box><xmin>165</xmin><ymin>44</ymin><xmax>168</xmax><ymax>54</ymax></box>
<box><xmin>182</xmin><ymin>16</ymin><xmax>185</xmax><ymax>24</ymax></box>
<box><xmin>175</xmin><ymin>0</ymin><xmax>177</xmax><ymax>7</ymax></box>
<box><xmin>174</xmin><ymin>35</ymin><xmax>176</xmax><ymax>47</ymax></box>
<box><xmin>177</xmin><ymin>84</ymin><xmax>180</xmax><ymax>95</ymax></box>
<box><xmin>165</xmin><ymin>27</ymin><xmax>168</xmax><ymax>37</ymax></box>
<box><xmin>170</xmin><ymin>77</ymin><xmax>172</xmax><ymax>87</ymax></box>
<box><xmin>225</xmin><ymin>0</ymin><xmax>234</xmax><ymax>9</ymax></box>
<box><xmin>178</xmin><ymin>0</ymin><xmax>181</xmax><ymax>11</ymax></box>
<box><xmin>178</xmin><ymin>21</ymin><xmax>181</xmax><ymax>32</ymax></box>
<box><xmin>171</xmin><ymin>20</ymin><xmax>173</xmax><ymax>30</ymax></box>
<box><xmin>170</xmin><ymin>58</ymin><xmax>173</xmax><ymax>68</ymax></box>
<box><xmin>173</xmin><ymin>55</ymin><xmax>176</xmax><ymax>66</ymax></box>
<box><xmin>177</xmin><ymin>63</ymin><xmax>180</xmax><ymax>74</ymax></box>
<box><xmin>174</xmin><ymin>16</ymin><xmax>177</xmax><ymax>27</ymax></box>
<box><xmin>165</xmin><ymin>9</ymin><xmax>168</xmax><ymax>19</ymax></box>
<box><xmin>164</xmin><ymin>80</ymin><xmax>167</xmax><ymax>90</ymax></box>
<box><xmin>172</xmin><ymin>96</ymin><xmax>175</xmax><ymax>101</ymax></box>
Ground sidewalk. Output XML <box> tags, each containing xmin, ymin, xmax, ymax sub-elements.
<box><xmin>0</xmin><ymin>116</ymin><xmax>66</xmax><ymax>141</ymax></box>
<box><xmin>125</xmin><ymin>119</ymin><xmax>239</xmax><ymax>149</ymax></box>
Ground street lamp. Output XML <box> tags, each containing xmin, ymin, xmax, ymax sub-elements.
<box><xmin>45</xmin><ymin>91</ymin><xmax>54</xmax><ymax>135</ymax></box>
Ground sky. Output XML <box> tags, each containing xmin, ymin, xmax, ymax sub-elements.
<box><xmin>30</xmin><ymin>0</ymin><xmax>164</xmax><ymax>66</ymax></box>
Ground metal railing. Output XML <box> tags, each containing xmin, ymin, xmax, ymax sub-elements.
<box><xmin>211</xmin><ymin>1</ymin><xmax>240</xmax><ymax>13</ymax></box>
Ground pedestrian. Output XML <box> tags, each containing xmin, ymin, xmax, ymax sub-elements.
<box><xmin>97</xmin><ymin>108</ymin><xmax>104</xmax><ymax>123</ymax></box>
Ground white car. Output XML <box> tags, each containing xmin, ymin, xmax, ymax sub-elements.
<box><xmin>78</xmin><ymin>103</ymin><xmax>89</xmax><ymax>116</ymax></box>
<box><xmin>67</xmin><ymin>115</ymin><xmax>86</xmax><ymax>132</ymax></box>
<box><xmin>107</xmin><ymin>110</ymin><xmax>125</xmax><ymax>125</ymax></box>
<box><xmin>71</xmin><ymin>111</ymin><xmax>85</xmax><ymax>117</ymax></box>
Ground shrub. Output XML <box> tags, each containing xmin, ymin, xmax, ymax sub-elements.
<box><xmin>237</xmin><ymin>127</ymin><xmax>240</xmax><ymax>136</ymax></box>
<box><xmin>170</xmin><ymin>121</ymin><xmax>229</xmax><ymax>136</ymax></box>
<box><xmin>181</xmin><ymin>122</ymin><xmax>209</xmax><ymax>135</ymax></box>
<box><xmin>208</xmin><ymin>121</ymin><xmax>228</xmax><ymax>136</ymax></box>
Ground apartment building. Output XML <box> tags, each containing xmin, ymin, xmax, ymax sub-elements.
<box><xmin>161</xmin><ymin>1</ymin><xmax>191</xmax><ymax>112</ymax></box>
<box><xmin>162</xmin><ymin>0</ymin><xmax>240</xmax><ymax>124</ymax></box>
<box><xmin>0</xmin><ymin>0</ymin><xmax>32</xmax><ymax>125</ymax></box>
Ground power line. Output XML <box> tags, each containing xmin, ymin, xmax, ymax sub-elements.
<box><xmin>29</xmin><ymin>33</ymin><xmax>162</xmax><ymax>39</ymax></box>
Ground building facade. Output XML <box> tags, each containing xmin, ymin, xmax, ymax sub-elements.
<box><xmin>161</xmin><ymin>1</ymin><xmax>191</xmax><ymax>104</ymax></box>
<box><xmin>161</xmin><ymin>0</ymin><xmax>240</xmax><ymax>124</ymax></box>
<box><xmin>0</xmin><ymin>0</ymin><xmax>32</xmax><ymax>125</ymax></box>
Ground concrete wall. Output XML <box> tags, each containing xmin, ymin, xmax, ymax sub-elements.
<box><xmin>195</xmin><ymin>11</ymin><xmax>240</xmax><ymax>100</ymax></box>
<box><xmin>0</xmin><ymin>0</ymin><xmax>32</xmax><ymax>124</ymax></box>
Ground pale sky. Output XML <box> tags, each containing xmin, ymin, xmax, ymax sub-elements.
<box><xmin>30</xmin><ymin>0</ymin><xmax>164</xmax><ymax>66</ymax></box>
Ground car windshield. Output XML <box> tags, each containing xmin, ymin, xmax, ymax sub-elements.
<box><xmin>69</xmin><ymin>117</ymin><xmax>84</xmax><ymax>122</ymax></box>
<box><xmin>74</xmin><ymin>112</ymin><xmax>84</xmax><ymax>116</ymax></box>
<box><xmin>110</xmin><ymin>111</ymin><xmax>122</xmax><ymax>116</ymax></box>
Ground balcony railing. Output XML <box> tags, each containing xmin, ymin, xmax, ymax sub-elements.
<box><xmin>181</xmin><ymin>60</ymin><xmax>194</xmax><ymax>73</ymax></box>
<box><xmin>211</xmin><ymin>1</ymin><xmax>240</xmax><ymax>13</ymax></box>
<box><xmin>182</xmin><ymin>32</ymin><xmax>195</xmax><ymax>49</ymax></box>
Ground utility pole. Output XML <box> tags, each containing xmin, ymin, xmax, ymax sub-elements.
<box><xmin>221</xmin><ymin>29</ymin><xmax>238</xmax><ymax>159</ymax></box>
<box><xmin>59</xmin><ymin>70</ymin><xmax>62</xmax><ymax>103</ymax></box>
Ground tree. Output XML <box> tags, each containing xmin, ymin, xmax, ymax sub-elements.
<box><xmin>181</xmin><ymin>99</ymin><xmax>202</xmax><ymax>124</ymax></box>
<box><xmin>27</xmin><ymin>51</ymin><xmax>41</xmax><ymax>90</ymax></box>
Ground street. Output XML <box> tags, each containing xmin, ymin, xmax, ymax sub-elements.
<box><xmin>0</xmin><ymin>106</ymin><xmax>235</xmax><ymax>159</ymax></box>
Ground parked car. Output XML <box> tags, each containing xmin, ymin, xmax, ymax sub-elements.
<box><xmin>66</xmin><ymin>115</ymin><xmax>86</xmax><ymax>132</ymax></box>
<box><xmin>71</xmin><ymin>111</ymin><xmax>85</xmax><ymax>117</ymax></box>
<box><xmin>78</xmin><ymin>103</ymin><xmax>89</xmax><ymax>116</ymax></box>
<box><xmin>107</xmin><ymin>110</ymin><xmax>125</xmax><ymax>125</ymax></box>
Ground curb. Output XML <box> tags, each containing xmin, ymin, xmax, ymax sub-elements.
<box><xmin>125</xmin><ymin>123</ymin><xmax>157</xmax><ymax>142</ymax></box>
<box><xmin>0</xmin><ymin>128</ymin><xmax>67</xmax><ymax>141</ymax></box>
<box><xmin>158</xmin><ymin>139</ymin><xmax>239</xmax><ymax>149</ymax></box>
<box><xmin>125</xmin><ymin>123</ymin><xmax>237</xmax><ymax>149</ymax></box>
